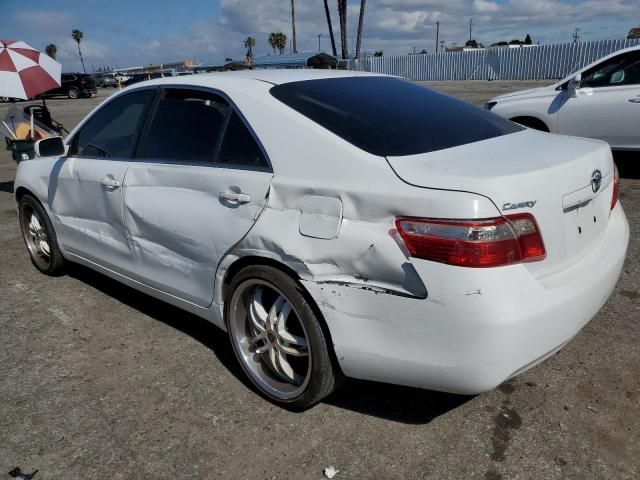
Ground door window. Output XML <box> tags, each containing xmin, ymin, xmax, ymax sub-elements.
<box><xmin>142</xmin><ymin>89</ymin><xmax>230</xmax><ymax>163</ymax></box>
<box><xmin>217</xmin><ymin>111</ymin><xmax>269</xmax><ymax>169</ymax></box>
<box><xmin>69</xmin><ymin>89</ymin><xmax>155</xmax><ymax>158</ymax></box>
<box><xmin>581</xmin><ymin>51</ymin><xmax>640</xmax><ymax>88</ymax></box>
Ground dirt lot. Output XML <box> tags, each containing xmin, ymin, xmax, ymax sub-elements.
<box><xmin>1</xmin><ymin>82</ymin><xmax>639</xmax><ymax>480</ymax></box>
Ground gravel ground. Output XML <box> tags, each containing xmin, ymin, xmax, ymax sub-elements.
<box><xmin>0</xmin><ymin>82</ymin><xmax>638</xmax><ymax>480</ymax></box>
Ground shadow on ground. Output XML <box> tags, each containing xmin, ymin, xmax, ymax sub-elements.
<box><xmin>0</xmin><ymin>181</ymin><xmax>14</xmax><ymax>193</ymax></box>
<box><xmin>615</xmin><ymin>152</ymin><xmax>640</xmax><ymax>179</ymax></box>
<box><xmin>67</xmin><ymin>263</ymin><xmax>469</xmax><ymax>425</ymax></box>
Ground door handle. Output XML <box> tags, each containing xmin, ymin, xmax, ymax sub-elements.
<box><xmin>218</xmin><ymin>192</ymin><xmax>251</xmax><ymax>204</ymax></box>
<box><xmin>628</xmin><ymin>97</ymin><xmax>640</xmax><ymax>103</ymax></box>
<box><xmin>100</xmin><ymin>176</ymin><xmax>121</xmax><ymax>188</ymax></box>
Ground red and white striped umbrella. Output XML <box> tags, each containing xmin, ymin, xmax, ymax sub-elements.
<box><xmin>0</xmin><ymin>40</ymin><xmax>62</xmax><ymax>100</ymax></box>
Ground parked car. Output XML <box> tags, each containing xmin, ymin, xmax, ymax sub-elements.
<box><xmin>97</xmin><ymin>74</ymin><xmax>118</xmax><ymax>88</ymax></box>
<box><xmin>43</xmin><ymin>73</ymin><xmax>97</xmax><ymax>99</ymax></box>
<box><xmin>123</xmin><ymin>71</ymin><xmax>173</xmax><ymax>87</ymax></box>
<box><xmin>14</xmin><ymin>71</ymin><xmax>628</xmax><ymax>408</ymax></box>
<box><xmin>486</xmin><ymin>46</ymin><xmax>640</xmax><ymax>151</ymax></box>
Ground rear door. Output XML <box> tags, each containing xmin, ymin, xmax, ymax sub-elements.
<box><xmin>50</xmin><ymin>88</ymin><xmax>156</xmax><ymax>274</ymax></box>
<box><xmin>558</xmin><ymin>50</ymin><xmax>640</xmax><ymax>150</ymax></box>
<box><xmin>122</xmin><ymin>87</ymin><xmax>272</xmax><ymax>307</ymax></box>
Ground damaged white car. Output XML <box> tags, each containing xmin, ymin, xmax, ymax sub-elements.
<box><xmin>14</xmin><ymin>71</ymin><xmax>629</xmax><ymax>408</ymax></box>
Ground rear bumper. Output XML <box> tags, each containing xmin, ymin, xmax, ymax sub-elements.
<box><xmin>303</xmin><ymin>204</ymin><xmax>629</xmax><ymax>394</ymax></box>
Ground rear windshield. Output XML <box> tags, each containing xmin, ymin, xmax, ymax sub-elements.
<box><xmin>270</xmin><ymin>76</ymin><xmax>522</xmax><ymax>157</ymax></box>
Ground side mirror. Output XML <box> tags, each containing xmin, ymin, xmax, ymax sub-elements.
<box><xmin>34</xmin><ymin>136</ymin><xmax>66</xmax><ymax>158</ymax></box>
<box><xmin>568</xmin><ymin>73</ymin><xmax>582</xmax><ymax>91</ymax></box>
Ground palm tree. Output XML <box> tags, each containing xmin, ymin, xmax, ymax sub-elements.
<box><xmin>45</xmin><ymin>43</ymin><xmax>57</xmax><ymax>60</ymax></box>
<box><xmin>355</xmin><ymin>0</ymin><xmax>367</xmax><ymax>59</ymax></box>
<box><xmin>71</xmin><ymin>29</ymin><xmax>86</xmax><ymax>73</ymax></box>
<box><xmin>244</xmin><ymin>36</ymin><xmax>256</xmax><ymax>58</ymax></box>
<box><xmin>337</xmin><ymin>0</ymin><xmax>348</xmax><ymax>59</ymax></box>
<box><xmin>271</xmin><ymin>33</ymin><xmax>287</xmax><ymax>55</ymax></box>
<box><xmin>323</xmin><ymin>0</ymin><xmax>337</xmax><ymax>57</ymax></box>
<box><xmin>268</xmin><ymin>33</ymin><xmax>278</xmax><ymax>54</ymax></box>
<box><xmin>243</xmin><ymin>36</ymin><xmax>255</xmax><ymax>67</ymax></box>
<box><xmin>290</xmin><ymin>0</ymin><xmax>297</xmax><ymax>53</ymax></box>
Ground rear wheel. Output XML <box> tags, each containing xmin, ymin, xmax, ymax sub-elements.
<box><xmin>18</xmin><ymin>194</ymin><xmax>64</xmax><ymax>275</ymax></box>
<box><xmin>226</xmin><ymin>265</ymin><xmax>340</xmax><ymax>409</ymax></box>
<box><xmin>67</xmin><ymin>87</ymin><xmax>79</xmax><ymax>99</ymax></box>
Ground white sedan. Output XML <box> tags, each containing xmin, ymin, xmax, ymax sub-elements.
<box><xmin>487</xmin><ymin>45</ymin><xmax>640</xmax><ymax>151</ymax></box>
<box><xmin>14</xmin><ymin>70</ymin><xmax>628</xmax><ymax>408</ymax></box>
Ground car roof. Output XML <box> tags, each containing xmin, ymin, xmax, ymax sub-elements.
<box><xmin>131</xmin><ymin>68</ymin><xmax>389</xmax><ymax>88</ymax></box>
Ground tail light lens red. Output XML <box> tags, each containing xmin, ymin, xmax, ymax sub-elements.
<box><xmin>611</xmin><ymin>164</ymin><xmax>619</xmax><ymax>210</ymax></box>
<box><xmin>395</xmin><ymin>213</ymin><xmax>546</xmax><ymax>268</ymax></box>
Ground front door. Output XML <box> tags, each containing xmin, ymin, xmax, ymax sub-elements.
<box><xmin>122</xmin><ymin>88</ymin><xmax>273</xmax><ymax>307</ymax></box>
<box><xmin>558</xmin><ymin>50</ymin><xmax>640</xmax><ymax>150</ymax></box>
<box><xmin>50</xmin><ymin>89</ymin><xmax>156</xmax><ymax>274</ymax></box>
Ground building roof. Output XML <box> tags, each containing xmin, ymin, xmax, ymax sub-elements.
<box><xmin>253</xmin><ymin>52</ymin><xmax>337</xmax><ymax>69</ymax></box>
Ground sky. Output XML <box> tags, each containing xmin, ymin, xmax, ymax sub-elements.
<box><xmin>0</xmin><ymin>0</ymin><xmax>637</xmax><ymax>71</ymax></box>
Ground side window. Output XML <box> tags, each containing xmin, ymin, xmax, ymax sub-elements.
<box><xmin>582</xmin><ymin>51</ymin><xmax>640</xmax><ymax>88</ymax></box>
<box><xmin>142</xmin><ymin>89</ymin><xmax>230</xmax><ymax>163</ymax></box>
<box><xmin>217</xmin><ymin>111</ymin><xmax>269</xmax><ymax>169</ymax></box>
<box><xmin>70</xmin><ymin>89</ymin><xmax>154</xmax><ymax>158</ymax></box>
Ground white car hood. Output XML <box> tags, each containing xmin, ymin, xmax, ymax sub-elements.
<box><xmin>491</xmin><ymin>85</ymin><xmax>552</xmax><ymax>102</ymax></box>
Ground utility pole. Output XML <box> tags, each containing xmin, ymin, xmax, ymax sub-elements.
<box><xmin>469</xmin><ymin>18</ymin><xmax>473</xmax><ymax>42</ymax></box>
<box><xmin>318</xmin><ymin>34</ymin><xmax>322</xmax><ymax>51</ymax></box>
<box><xmin>435</xmin><ymin>20</ymin><xmax>440</xmax><ymax>54</ymax></box>
<box><xmin>291</xmin><ymin>0</ymin><xmax>297</xmax><ymax>53</ymax></box>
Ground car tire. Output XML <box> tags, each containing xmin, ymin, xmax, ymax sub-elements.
<box><xmin>226</xmin><ymin>265</ymin><xmax>341</xmax><ymax>409</ymax></box>
<box><xmin>18</xmin><ymin>194</ymin><xmax>65</xmax><ymax>276</ymax></box>
<box><xmin>67</xmin><ymin>87</ymin><xmax>79</xmax><ymax>99</ymax></box>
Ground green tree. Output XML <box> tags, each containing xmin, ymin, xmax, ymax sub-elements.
<box><xmin>524</xmin><ymin>34</ymin><xmax>532</xmax><ymax>45</ymax></box>
<box><xmin>243</xmin><ymin>36</ymin><xmax>256</xmax><ymax>57</ymax></box>
<box><xmin>45</xmin><ymin>43</ymin><xmax>57</xmax><ymax>60</ymax></box>
<box><xmin>71</xmin><ymin>29</ymin><xmax>86</xmax><ymax>73</ymax></box>
<box><xmin>465</xmin><ymin>39</ymin><xmax>483</xmax><ymax>48</ymax></box>
<box><xmin>268</xmin><ymin>33</ymin><xmax>278</xmax><ymax>54</ymax></box>
<box><xmin>373</xmin><ymin>50</ymin><xmax>383</xmax><ymax>57</ymax></box>
<box><xmin>273</xmin><ymin>32</ymin><xmax>287</xmax><ymax>54</ymax></box>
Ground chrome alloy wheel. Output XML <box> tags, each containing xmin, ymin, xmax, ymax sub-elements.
<box><xmin>20</xmin><ymin>204</ymin><xmax>51</xmax><ymax>270</ymax></box>
<box><xmin>229</xmin><ymin>280</ymin><xmax>312</xmax><ymax>400</ymax></box>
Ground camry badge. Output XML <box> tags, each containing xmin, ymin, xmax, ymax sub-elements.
<box><xmin>502</xmin><ymin>200</ymin><xmax>537</xmax><ymax>211</ymax></box>
<box><xmin>591</xmin><ymin>169</ymin><xmax>602</xmax><ymax>193</ymax></box>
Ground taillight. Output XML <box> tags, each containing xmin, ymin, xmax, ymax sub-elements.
<box><xmin>395</xmin><ymin>213</ymin><xmax>546</xmax><ymax>268</ymax></box>
<box><xmin>611</xmin><ymin>164</ymin><xmax>619</xmax><ymax>210</ymax></box>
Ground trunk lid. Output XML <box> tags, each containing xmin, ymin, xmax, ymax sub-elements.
<box><xmin>386</xmin><ymin>129</ymin><xmax>615</xmax><ymax>277</ymax></box>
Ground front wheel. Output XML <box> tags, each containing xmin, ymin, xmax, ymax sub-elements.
<box><xmin>67</xmin><ymin>87</ymin><xmax>79</xmax><ymax>99</ymax></box>
<box><xmin>226</xmin><ymin>265</ymin><xmax>341</xmax><ymax>409</ymax></box>
<box><xmin>18</xmin><ymin>194</ymin><xmax>65</xmax><ymax>275</ymax></box>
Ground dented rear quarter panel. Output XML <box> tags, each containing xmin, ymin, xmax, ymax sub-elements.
<box><xmin>213</xmin><ymin>77</ymin><xmax>502</xmax><ymax>304</ymax></box>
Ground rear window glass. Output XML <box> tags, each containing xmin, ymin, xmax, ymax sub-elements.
<box><xmin>270</xmin><ymin>76</ymin><xmax>522</xmax><ymax>157</ymax></box>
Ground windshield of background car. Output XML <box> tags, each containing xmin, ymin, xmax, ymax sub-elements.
<box><xmin>270</xmin><ymin>76</ymin><xmax>523</xmax><ymax>157</ymax></box>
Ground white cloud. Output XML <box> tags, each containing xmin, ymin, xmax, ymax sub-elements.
<box><xmin>473</xmin><ymin>0</ymin><xmax>500</xmax><ymax>13</ymax></box>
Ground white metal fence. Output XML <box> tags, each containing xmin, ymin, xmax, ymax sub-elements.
<box><xmin>348</xmin><ymin>38</ymin><xmax>640</xmax><ymax>81</ymax></box>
